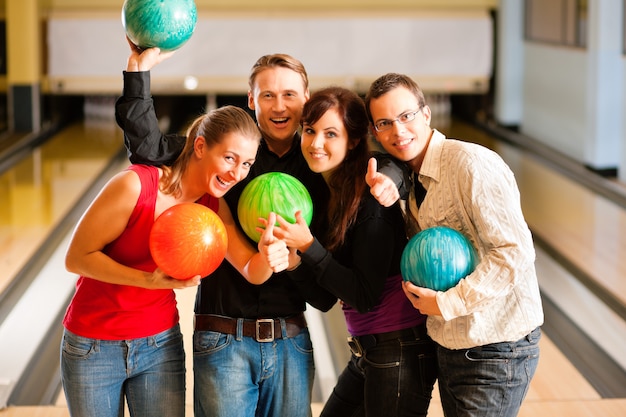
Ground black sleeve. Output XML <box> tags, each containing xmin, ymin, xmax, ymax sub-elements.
<box><xmin>373</xmin><ymin>152</ymin><xmax>411</xmax><ymax>200</ymax></box>
<box><xmin>115</xmin><ymin>71</ymin><xmax>185</xmax><ymax>165</ymax></box>
<box><xmin>287</xmin><ymin>197</ymin><xmax>404</xmax><ymax>313</ymax></box>
<box><xmin>286</xmin><ymin>270</ymin><xmax>338</xmax><ymax>313</ymax></box>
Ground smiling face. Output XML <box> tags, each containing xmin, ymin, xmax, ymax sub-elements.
<box><xmin>196</xmin><ymin>132</ymin><xmax>257</xmax><ymax>198</ymax></box>
<box><xmin>301</xmin><ymin>108</ymin><xmax>352</xmax><ymax>179</ymax></box>
<box><xmin>248</xmin><ymin>66</ymin><xmax>309</xmax><ymax>154</ymax></box>
<box><xmin>369</xmin><ymin>86</ymin><xmax>433</xmax><ymax>172</ymax></box>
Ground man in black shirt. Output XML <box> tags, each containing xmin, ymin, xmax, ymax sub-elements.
<box><xmin>116</xmin><ymin>45</ymin><xmax>404</xmax><ymax>417</ymax></box>
<box><xmin>116</xmin><ymin>46</ymin><xmax>337</xmax><ymax>417</ymax></box>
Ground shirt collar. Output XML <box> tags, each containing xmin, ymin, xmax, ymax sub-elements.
<box><xmin>418</xmin><ymin>129</ymin><xmax>446</xmax><ymax>184</ymax></box>
<box><xmin>259</xmin><ymin>132</ymin><xmax>301</xmax><ymax>158</ymax></box>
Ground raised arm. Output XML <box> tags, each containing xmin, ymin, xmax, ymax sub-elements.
<box><xmin>115</xmin><ymin>41</ymin><xmax>185</xmax><ymax>165</ymax></box>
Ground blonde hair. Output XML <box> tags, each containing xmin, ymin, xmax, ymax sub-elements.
<box><xmin>160</xmin><ymin>105</ymin><xmax>260</xmax><ymax>197</ymax></box>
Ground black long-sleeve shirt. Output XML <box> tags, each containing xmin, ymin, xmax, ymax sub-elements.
<box><xmin>290</xmin><ymin>191</ymin><xmax>407</xmax><ymax>314</ymax></box>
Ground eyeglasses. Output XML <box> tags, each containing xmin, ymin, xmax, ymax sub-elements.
<box><xmin>373</xmin><ymin>109</ymin><xmax>422</xmax><ymax>132</ymax></box>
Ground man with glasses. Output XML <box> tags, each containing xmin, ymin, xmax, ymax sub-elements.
<box><xmin>365</xmin><ymin>73</ymin><xmax>544</xmax><ymax>417</ymax></box>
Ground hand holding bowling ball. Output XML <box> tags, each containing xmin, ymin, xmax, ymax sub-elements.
<box><xmin>122</xmin><ymin>0</ymin><xmax>197</xmax><ymax>52</ymax></box>
<box><xmin>401</xmin><ymin>226</ymin><xmax>478</xmax><ymax>291</ymax></box>
<box><xmin>237</xmin><ymin>173</ymin><xmax>313</xmax><ymax>243</ymax></box>
<box><xmin>149</xmin><ymin>203</ymin><xmax>227</xmax><ymax>280</ymax></box>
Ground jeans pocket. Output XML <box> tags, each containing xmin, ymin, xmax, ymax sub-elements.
<box><xmin>465</xmin><ymin>344</ymin><xmax>513</xmax><ymax>362</ymax></box>
<box><xmin>193</xmin><ymin>330</ymin><xmax>230</xmax><ymax>355</ymax></box>
<box><xmin>287</xmin><ymin>329</ymin><xmax>313</xmax><ymax>354</ymax></box>
<box><xmin>406</xmin><ymin>339</ymin><xmax>438</xmax><ymax>398</ymax></box>
<box><xmin>62</xmin><ymin>331</ymin><xmax>96</xmax><ymax>360</ymax></box>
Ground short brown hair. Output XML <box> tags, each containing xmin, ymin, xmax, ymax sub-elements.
<box><xmin>248</xmin><ymin>54</ymin><xmax>309</xmax><ymax>91</ymax></box>
<box><xmin>364</xmin><ymin>73</ymin><xmax>426</xmax><ymax>123</ymax></box>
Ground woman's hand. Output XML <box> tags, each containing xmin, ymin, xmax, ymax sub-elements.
<box><xmin>257</xmin><ymin>212</ymin><xmax>290</xmax><ymax>273</ymax></box>
<box><xmin>270</xmin><ymin>211</ymin><xmax>315</xmax><ymax>253</ymax></box>
<box><xmin>145</xmin><ymin>268</ymin><xmax>201</xmax><ymax>289</ymax></box>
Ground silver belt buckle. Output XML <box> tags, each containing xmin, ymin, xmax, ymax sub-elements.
<box><xmin>256</xmin><ymin>319</ymin><xmax>275</xmax><ymax>342</ymax></box>
<box><xmin>347</xmin><ymin>336</ymin><xmax>363</xmax><ymax>357</ymax></box>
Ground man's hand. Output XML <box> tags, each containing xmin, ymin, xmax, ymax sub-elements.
<box><xmin>402</xmin><ymin>281</ymin><xmax>442</xmax><ymax>316</ymax></box>
<box><xmin>366</xmin><ymin>157</ymin><xmax>400</xmax><ymax>207</ymax></box>
<box><xmin>125</xmin><ymin>36</ymin><xmax>175</xmax><ymax>72</ymax></box>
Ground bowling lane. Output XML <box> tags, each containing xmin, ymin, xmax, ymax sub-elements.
<box><xmin>0</xmin><ymin>119</ymin><xmax>129</xmax><ymax>408</ymax></box>
<box><xmin>0</xmin><ymin>121</ymin><xmax>126</xmax><ymax>297</ymax></box>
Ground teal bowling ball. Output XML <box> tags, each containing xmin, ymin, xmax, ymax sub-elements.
<box><xmin>122</xmin><ymin>0</ymin><xmax>197</xmax><ymax>52</ymax></box>
<box><xmin>401</xmin><ymin>226</ymin><xmax>478</xmax><ymax>291</ymax></box>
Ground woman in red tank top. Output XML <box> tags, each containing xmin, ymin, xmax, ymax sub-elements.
<box><xmin>60</xmin><ymin>47</ymin><xmax>291</xmax><ymax>417</ymax></box>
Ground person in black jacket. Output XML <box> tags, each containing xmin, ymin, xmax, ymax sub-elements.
<box><xmin>272</xmin><ymin>86</ymin><xmax>437</xmax><ymax>416</ymax></box>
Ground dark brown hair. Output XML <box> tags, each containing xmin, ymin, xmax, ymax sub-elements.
<box><xmin>302</xmin><ymin>86</ymin><xmax>370</xmax><ymax>251</ymax></box>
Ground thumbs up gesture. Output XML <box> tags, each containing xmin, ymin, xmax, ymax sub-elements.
<box><xmin>258</xmin><ymin>212</ymin><xmax>290</xmax><ymax>273</ymax></box>
<box><xmin>366</xmin><ymin>157</ymin><xmax>400</xmax><ymax>207</ymax></box>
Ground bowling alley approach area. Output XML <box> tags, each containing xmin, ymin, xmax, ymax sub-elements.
<box><xmin>2</xmin><ymin>1</ymin><xmax>626</xmax><ymax>416</ymax></box>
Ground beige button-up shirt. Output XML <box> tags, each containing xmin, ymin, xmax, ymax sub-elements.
<box><xmin>408</xmin><ymin>130</ymin><xmax>544</xmax><ymax>349</ymax></box>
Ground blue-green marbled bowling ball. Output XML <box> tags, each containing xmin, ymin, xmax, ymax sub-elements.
<box><xmin>401</xmin><ymin>226</ymin><xmax>478</xmax><ymax>291</ymax></box>
<box><xmin>122</xmin><ymin>0</ymin><xmax>197</xmax><ymax>52</ymax></box>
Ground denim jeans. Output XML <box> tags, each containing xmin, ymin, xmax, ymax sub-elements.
<box><xmin>60</xmin><ymin>324</ymin><xmax>186</xmax><ymax>417</ymax></box>
<box><xmin>437</xmin><ymin>327</ymin><xmax>541</xmax><ymax>417</ymax></box>
<box><xmin>320</xmin><ymin>325</ymin><xmax>438</xmax><ymax>417</ymax></box>
<box><xmin>193</xmin><ymin>326</ymin><xmax>315</xmax><ymax>417</ymax></box>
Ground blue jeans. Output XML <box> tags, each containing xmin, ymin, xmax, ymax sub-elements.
<box><xmin>60</xmin><ymin>325</ymin><xmax>186</xmax><ymax>417</ymax></box>
<box><xmin>321</xmin><ymin>325</ymin><xmax>438</xmax><ymax>417</ymax></box>
<box><xmin>437</xmin><ymin>327</ymin><xmax>541</xmax><ymax>417</ymax></box>
<box><xmin>193</xmin><ymin>325</ymin><xmax>315</xmax><ymax>417</ymax></box>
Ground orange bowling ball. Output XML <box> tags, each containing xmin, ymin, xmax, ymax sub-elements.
<box><xmin>149</xmin><ymin>203</ymin><xmax>227</xmax><ymax>280</ymax></box>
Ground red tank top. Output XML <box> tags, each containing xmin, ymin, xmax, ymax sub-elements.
<box><xmin>63</xmin><ymin>165</ymin><xmax>218</xmax><ymax>340</ymax></box>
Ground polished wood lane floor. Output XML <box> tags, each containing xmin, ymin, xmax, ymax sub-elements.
<box><xmin>0</xmin><ymin>122</ymin><xmax>125</xmax><ymax>295</ymax></box>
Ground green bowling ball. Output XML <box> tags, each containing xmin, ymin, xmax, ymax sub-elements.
<box><xmin>238</xmin><ymin>172</ymin><xmax>313</xmax><ymax>243</ymax></box>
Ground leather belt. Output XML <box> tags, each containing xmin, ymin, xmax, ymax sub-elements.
<box><xmin>194</xmin><ymin>313</ymin><xmax>307</xmax><ymax>342</ymax></box>
<box><xmin>347</xmin><ymin>323</ymin><xmax>429</xmax><ymax>357</ymax></box>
